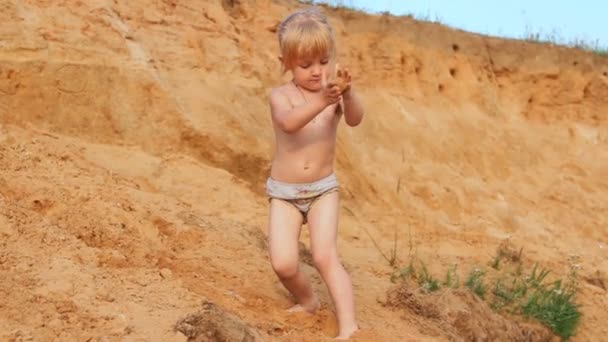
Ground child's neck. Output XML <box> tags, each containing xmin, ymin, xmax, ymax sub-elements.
<box><xmin>292</xmin><ymin>79</ymin><xmax>318</xmax><ymax>95</ymax></box>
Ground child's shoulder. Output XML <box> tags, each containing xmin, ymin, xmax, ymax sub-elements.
<box><xmin>269</xmin><ymin>83</ymin><xmax>294</xmax><ymax>109</ymax></box>
<box><xmin>270</xmin><ymin>82</ymin><xmax>292</xmax><ymax>96</ymax></box>
<box><xmin>269</xmin><ymin>83</ymin><xmax>293</xmax><ymax>102</ymax></box>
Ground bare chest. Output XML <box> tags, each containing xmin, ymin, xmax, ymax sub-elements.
<box><xmin>286</xmin><ymin>83</ymin><xmax>342</xmax><ymax>131</ymax></box>
<box><xmin>308</xmin><ymin>103</ymin><xmax>340</xmax><ymax>127</ymax></box>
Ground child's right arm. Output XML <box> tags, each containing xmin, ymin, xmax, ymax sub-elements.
<box><xmin>269</xmin><ymin>88</ymin><xmax>335</xmax><ymax>133</ymax></box>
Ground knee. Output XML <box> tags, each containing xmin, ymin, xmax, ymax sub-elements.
<box><xmin>271</xmin><ymin>258</ymin><xmax>299</xmax><ymax>279</ymax></box>
<box><xmin>312</xmin><ymin>250</ymin><xmax>338</xmax><ymax>271</ymax></box>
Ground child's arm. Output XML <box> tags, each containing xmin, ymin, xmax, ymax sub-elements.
<box><xmin>270</xmin><ymin>85</ymin><xmax>341</xmax><ymax>133</ymax></box>
<box><xmin>342</xmin><ymin>87</ymin><xmax>364</xmax><ymax>126</ymax></box>
<box><xmin>338</xmin><ymin>69</ymin><xmax>364</xmax><ymax>126</ymax></box>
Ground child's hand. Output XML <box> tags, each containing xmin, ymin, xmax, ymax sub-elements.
<box><xmin>321</xmin><ymin>69</ymin><xmax>343</xmax><ymax>106</ymax></box>
<box><xmin>331</xmin><ymin>63</ymin><xmax>351</xmax><ymax>95</ymax></box>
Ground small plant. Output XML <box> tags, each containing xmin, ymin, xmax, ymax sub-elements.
<box><xmin>465</xmin><ymin>268</ymin><xmax>487</xmax><ymax>299</ymax></box>
<box><xmin>487</xmin><ymin>254</ymin><xmax>582</xmax><ymax>340</ymax></box>
<box><xmin>520</xmin><ymin>257</ymin><xmax>582</xmax><ymax>340</ymax></box>
<box><xmin>388</xmin><ymin>229</ymin><xmax>399</xmax><ymax>267</ymax></box>
<box><xmin>491</xmin><ymin>277</ymin><xmax>528</xmax><ymax>312</ymax></box>
<box><xmin>361</xmin><ymin>224</ymin><xmax>400</xmax><ymax>268</ymax></box>
<box><xmin>515</xmin><ymin>260</ymin><xmax>524</xmax><ymax>276</ymax></box>
<box><xmin>390</xmin><ymin>258</ymin><xmax>441</xmax><ymax>293</ymax></box>
<box><xmin>418</xmin><ymin>262</ymin><xmax>441</xmax><ymax>292</ymax></box>
<box><xmin>522</xmin><ymin>26</ymin><xmax>608</xmax><ymax>56</ymax></box>
<box><xmin>299</xmin><ymin>0</ymin><xmax>356</xmax><ymax>10</ymax></box>
<box><xmin>491</xmin><ymin>254</ymin><xmax>501</xmax><ymax>270</ymax></box>
<box><xmin>389</xmin><ymin>228</ymin><xmax>418</xmax><ymax>283</ymax></box>
<box><xmin>391</xmin><ymin>259</ymin><xmax>415</xmax><ymax>283</ymax></box>
<box><xmin>443</xmin><ymin>264</ymin><xmax>460</xmax><ymax>289</ymax></box>
<box><xmin>526</xmin><ymin>263</ymin><xmax>551</xmax><ymax>288</ymax></box>
<box><xmin>522</xmin><ymin>280</ymin><xmax>581</xmax><ymax>340</ymax></box>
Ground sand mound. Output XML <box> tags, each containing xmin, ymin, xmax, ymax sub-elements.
<box><xmin>385</xmin><ymin>285</ymin><xmax>555</xmax><ymax>341</ymax></box>
<box><xmin>175</xmin><ymin>300</ymin><xmax>263</xmax><ymax>342</ymax></box>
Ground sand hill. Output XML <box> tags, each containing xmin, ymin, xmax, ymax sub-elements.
<box><xmin>1</xmin><ymin>0</ymin><xmax>607</xmax><ymax>341</ymax></box>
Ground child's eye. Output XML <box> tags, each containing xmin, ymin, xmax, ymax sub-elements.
<box><xmin>321</xmin><ymin>60</ymin><xmax>329</xmax><ymax>64</ymax></box>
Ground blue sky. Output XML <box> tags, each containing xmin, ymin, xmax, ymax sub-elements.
<box><xmin>314</xmin><ymin>1</ymin><xmax>607</xmax><ymax>49</ymax></box>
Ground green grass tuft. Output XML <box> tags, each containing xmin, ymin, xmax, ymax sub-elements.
<box><xmin>522</xmin><ymin>280</ymin><xmax>582</xmax><ymax>340</ymax></box>
<box><xmin>465</xmin><ymin>268</ymin><xmax>487</xmax><ymax>299</ymax></box>
<box><xmin>443</xmin><ymin>264</ymin><xmax>460</xmax><ymax>289</ymax></box>
<box><xmin>418</xmin><ymin>262</ymin><xmax>441</xmax><ymax>292</ymax></box>
<box><xmin>388</xmin><ymin>243</ymin><xmax>583</xmax><ymax>340</ymax></box>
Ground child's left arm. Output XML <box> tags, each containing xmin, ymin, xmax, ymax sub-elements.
<box><xmin>341</xmin><ymin>86</ymin><xmax>364</xmax><ymax>127</ymax></box>
<box><xmin>338</xmin><ymin>68</ymin><xmax>364</xmax><ymax>126</ymax></box>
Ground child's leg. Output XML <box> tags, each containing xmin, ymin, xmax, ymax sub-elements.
<box><xmin>306</xmin><ymin>191</ymin><xmax>358</xmax><ymax>339</ymax></box>
<box><xmin>268</xmin><ymin>198</ymin><xmax>319</xmax><ymax>313</ymax></box>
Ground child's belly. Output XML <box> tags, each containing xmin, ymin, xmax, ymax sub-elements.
<box><xmin>271</xmin><ymin>141</ymin><xmax>337</xmax><ymax>183</ymax></box>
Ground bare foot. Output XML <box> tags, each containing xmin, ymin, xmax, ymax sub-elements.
<box><xmin>334</xmin><ymin>324</ymin><xmax>359</xmax><ymax>340</ymax></box>
<box><xmin>286</xmin><ymin>296</ymin><xmax>320</xmax><ymax>314</ymax></box>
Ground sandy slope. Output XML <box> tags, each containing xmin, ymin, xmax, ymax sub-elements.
<box><xmin>1</xmin><ymin>0</ymin><xmax>607</xmax><ymax>341</ymax></box>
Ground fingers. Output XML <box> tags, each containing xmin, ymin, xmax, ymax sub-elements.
<box><xmin>329</xmin><ymin>85</ymin><xmax>342</xmax><ymax>103</ymax></box>
<box><xmin>329</xmin><ymin>85</ymin><xmax>341</xmax><ymax>96</ymax></box>
<box><xmin>342</xmin><ymin>68</ymin><xmax>352</xmax><ymax>93</ymax></box>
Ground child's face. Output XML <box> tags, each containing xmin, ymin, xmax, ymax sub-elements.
<box><xmin>291</xmin><ymin>54</ymin><xmax>331</xmax><ymax>91</ymax></box>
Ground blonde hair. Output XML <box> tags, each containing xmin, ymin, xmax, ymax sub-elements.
<box><xmin>278</xmin><ymin>7</ymin><xmax>336</xmax><ymax>72</ymax></box>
